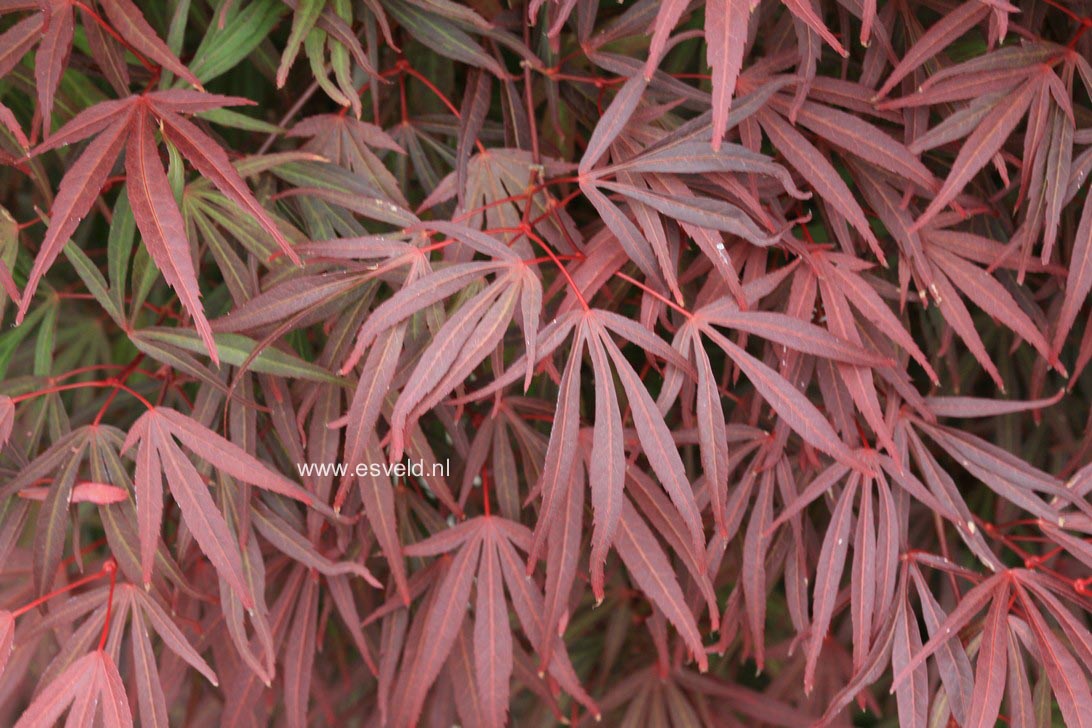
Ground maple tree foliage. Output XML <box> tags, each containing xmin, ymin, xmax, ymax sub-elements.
<box><xmin>0</xmin><ymin>0</ymin><xmax>1092</xmax><ymax>726</ymax></box>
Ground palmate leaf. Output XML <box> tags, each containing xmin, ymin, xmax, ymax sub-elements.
<box><xmin>3</xmin><ymin>0</ymin><xmax>1092</xmax><ymax>725</ymax></box>
<box><xmin>17</xmin><ymin>106</ymin><xmax>134</xmax><ymax>328</ymax></box>
<box><xmin>291</xmin><ymin>114</ymin><xmax>408</xmax><ymax>205</ymax></box>
<box><xmin>581</xmin><ymin>105</ymin><xmax>806</xmax><ymax>281</ymax></box>
<box><xmin>881</xmin><ymin>40</ymin><xmax>1088</xmax><ymax>259</ymax></box>
<box><xmin>613</xmin><ymin>497</ymin><xmax>709</xmax><ymax>672</ymax></box>
<box><xmin>521</xmin><ymin>310</ymin><xmax>711</xmax><ymax>619</ymax></box>
<box><xmin>387</xmin><ymin>269</ymin><xmax>523</xmax><ymax>460</ymax></box>
<box><xmin>756</xmin><ymin>106</ymin><xmax>883</xmax><ymax>258</ymax></box>
<box><xmin>913</xmin><ymin>78</ymin><xmax>1038</xmax><ymax>232</ymax></box>
<box><xmin>705</xmin><ymin>0</ymin><xmax>754</xmax><ymax>150</ymax></box>
<box><xmin>0</xmin><ymin>0</ymin><xmax>201</xmax><ymax>133</ymax></box>
<box><xmin>13</xmin><ymin>649</ymin><xmax>132</xmax><ymax>728</ymax></box>
<box><xmin>395</xmin><ymin>515</ymin><xmax>599</xmax><ymax>726</ymax></box>
<box><xmin>18</xmin><ymin>91</ymin><xmax>301</xmax><ymax>364</ymax></box>
<box><xmin>818</xmin><ymin>253</ymin><xmax>940</xmax><ymax>383</ymax></box>
<box><xmin>27</xmin><ymin>583</ymin><xmax>222</xmax><ymax>727</ymax></box>
<box><xmin>121</xmin><ymin>407</ymin><xmax>326</xmax><ymax>603</ymax></box>
<box><xmin>386</xmin><ymin>0</ymin><xmax>514</xmax><ymax>79</ymax></box>
<box><xmin>0</xmin><ymin>426</ymin><xmax>101</xmax><ymax>596</ymax></box>
<box><xmin>127</xmin><ymin>101</ymin><xmax>216</xmax><ymax>361</ymax></box>
<box><xmin>644</xmin><ymin>0</ymin><xmax>847</xmax><ymax>149</ymax></box>
<box><xmin>924</xmin><ymin>241</ymin><xmax>1060</xmax><ymax>371</ymax></box>
<box><xmin>693</xmin><ymin>317</ymin><xmax>865</xmax><ymax>469</ymax></box>
<box><xmin>886</xmin><ymin>569</ymin><xmax>1092</xmax><ymax>728</ymax></box>
<box><xmin>873</xmin><ymin>0</ymin><xmax>993</xmax><ymax>100</ymax></box>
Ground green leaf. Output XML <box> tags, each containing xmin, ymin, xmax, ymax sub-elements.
<box><xmin>166</xmin><ymin>139</ymin><xmax>185</xmax><ymax>207</ymax></box>
<box><xmin>107</xmin><ymin>190</ymin><xmax>136</xmax><ymax>319</ymax></box>
<box><xmin>0</xmin><ymin>305</ymin><xmax>48</xmax><ymax>380</ymax></box>
<box><xmin>196</xmin><ymin>107</ymin><xmax>283</xmax><ymax>134</ymax></box>
<box><xmin>129</xmin><ymin>243</ymin><xmax>161</xmax><ymax>327</ymax></box>
<box><xmin>191</xmin><ymin>195</ymin><xmax>282</xmax><ymax>263</ymax></box>
<box><xmin>0</xmin><ymin>205</ymin><xmax>18</xmax><ymax>319</ymax></box>
<box><xmin>305</xmin><ymin>27</ymin><xmax>353</xmax><ymax>107</ymax></box>
<box><xmin>33</xmin><ymin>300</ymin><xmax>58</xmax><ymax>377</ymax></box>
<box><xmin>135</xmin><ymin>327</ymin><xmax>347</xmax><ymax>385</ymax></box>
<box><xmin>189</xmin><ymin>0</ymin><xmax>287</xmax><ymax>84</ymax></box>
<box><xmin>166</xmin><ymin>0</ymin><xmax>192</xmax><ymax>56</ymax></box>
<box><xmin>277</xmin><ymin>0</ymin><xmax>325</xmax><ymax>87</ymax></box>
<box><xmin>64</xmin><ymin>241</ymin><xmax>125</xmax><ymax>327</ymax></box>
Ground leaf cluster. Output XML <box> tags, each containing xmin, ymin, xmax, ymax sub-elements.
<box><xmin>0</xmin><ymin>0</ymin><xmax>1091</xmax><ymax>726</ymax></box>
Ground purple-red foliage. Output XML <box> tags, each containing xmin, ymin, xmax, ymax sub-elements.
<box><xmin>0</xmin><ymin>0</ymin><xmax>1091</xmax><ymax>725</ymax></box>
